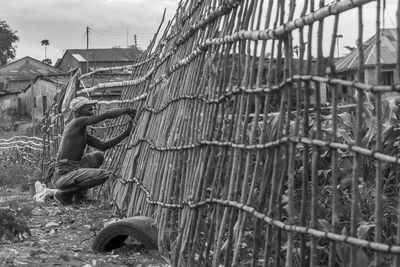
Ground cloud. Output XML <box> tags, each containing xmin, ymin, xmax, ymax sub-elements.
<box><xmin>1</xmin><ymin>0</ymin><xmax>396</xmax><ymax>64</ymax></box>
<box><xmin>1</xmin><ymin>0</ymin><xmax>177</xmax><ymax>63</ymax></box>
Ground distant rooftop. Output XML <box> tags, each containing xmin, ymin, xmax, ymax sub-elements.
<box><xmin>335</xmin><ymin>28</ymin><xmax>397</xmax><ymax>72</ymax></box>
<box><xmin>64</xmin><ymin>47</ymin><xmax>142</xmax><ymax>63</ymax></box>
<box><xmin>0</xmin><ymin>56</ymin><xmax>63</xmax><ymax>80</ymax></box>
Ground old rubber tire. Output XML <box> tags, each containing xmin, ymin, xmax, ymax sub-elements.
<box><xmin>92</xmin><ymin>216</ymin><xmax>158</xmax><ymax>252</ymax></box>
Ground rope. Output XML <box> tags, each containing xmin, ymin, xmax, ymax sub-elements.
<box><xmin>119</xmin><ymin>175</ymin><xmax>400</xmax><ymax>254</ymax></box>
<box><xmin>124</xmin><ymin>136</ymin><xmax>400</xmax><ymax>167</ymax></box>
<box><xmin>79</xmin><ymin>56</ymin><xmax>156</xmax><ymax>79</ymax></box>
<box><xmin>80</xmin><ymin>67</ymin><xmax>155</xmax><ymax>93</ymax></box>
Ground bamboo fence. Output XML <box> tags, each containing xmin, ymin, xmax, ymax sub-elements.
<box><xmin>41</xmin><ymin>0</ymin><xmax>400</xmax><ymax>266</ymax></box>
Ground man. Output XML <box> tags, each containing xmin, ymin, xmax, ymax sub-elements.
<box><xmin>52</xmin><ymin>96</ymin><xmax>136</xmax><ymax>205</ymax></box>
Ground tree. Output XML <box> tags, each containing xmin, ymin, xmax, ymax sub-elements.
<box><xmin>344</xmin><ymin>45</ymin><xmax>356</xmax><ymax>53</ymax></box>
<box><xmin>42</xmin><ymin>58</ymin><xmax>52</xmax><ymax>65</ymax></box>
<box><xmin>0</xmin><ymin>20</ymin><xmax>19</xmax><ymax>65</ymax></box>
<box><xmin>41</xmin><ymin>39</ymin><xmax>50</xmax><ymax>60</ymax></box>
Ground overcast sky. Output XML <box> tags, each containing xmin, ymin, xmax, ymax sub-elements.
<box><xmin>0</xmin><ymin>0</ymin><xmax>397</xmax><ymax>65</ymax></box>
<box><xmin>1</xmin><ymin>0</ymin><xmax>178</xmax><ymax>64</ymax></box>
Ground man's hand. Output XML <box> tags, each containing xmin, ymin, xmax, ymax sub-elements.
<box><xmin>127</xmin><ymin>109</ymin><xmax>136</xmax><ymax>120</ymax></box>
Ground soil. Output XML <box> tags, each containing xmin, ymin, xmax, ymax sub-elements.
<box><xmin>0</xmin><ymin>187</ymin><xmax>168</xmax><ymax>267</ymax></box>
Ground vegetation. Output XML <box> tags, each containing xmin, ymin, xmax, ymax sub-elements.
<box><xmin>41</xmin><ymin>39</ymin><xmax>51</xmax><ymax>65</ymax></box>
<box><xmin>284</xmin><ymin>95</ymin><xmax>400</xmax><ymax>266</ymax></box>
<box><xmin>0</xmin><ymin>20</ymin><xmax>19</xmax><ymax>65</ymax></box>
<box><xmin>0</xmin><ymin>148</ymin><xmax>42</xmax><ymax>187</ymax></box>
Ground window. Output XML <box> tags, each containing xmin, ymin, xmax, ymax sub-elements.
<box><xmin>381</xmin><ymin>71</ymin><xmax>394</xmax><ymax>85</ymax></box>
<box><xmin>42</xmin><ymin>96</ymin><xmax>47</xmax><ymax>113</ymax></box>
<box><xmin>18</xmin><ymin>98</ymin><xmax>22</xmax><ymax>115</ymax></box>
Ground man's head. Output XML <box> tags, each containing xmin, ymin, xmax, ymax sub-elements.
<box><xmin>70</xmin><ymin>96</ymin><xmax>97</xmax><ymax>116</ymax></box>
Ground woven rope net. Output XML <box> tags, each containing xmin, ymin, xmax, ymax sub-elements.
<box><xmin>41</xmin><ymin>0</ymin><xmax>400</xmax><ymax>265</ymax></box>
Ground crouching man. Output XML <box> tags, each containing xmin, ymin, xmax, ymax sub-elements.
<box><xmin>52</xmin><ymin>96</ymin><xmax>136</xmax><ymax>205</ymax></box>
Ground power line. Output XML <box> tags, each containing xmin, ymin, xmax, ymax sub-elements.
<box><xmin>91</xmin><ymin>28</ymin><xmax>126</xmax><ymax>34</ymax></box>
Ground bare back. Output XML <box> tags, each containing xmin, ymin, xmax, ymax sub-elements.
<box><xmin>57</xmin><ymin>119</ymin><xmax>89</xmax><ymax>161</ymax></box>
<box><xmin>56</xmin><ymin>107</ymin><xmax>135</xmax><ymax>162</ymax></box>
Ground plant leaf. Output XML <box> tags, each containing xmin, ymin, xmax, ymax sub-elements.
<box><xmin>357</xmin><ymin>224</ymin><xmax>374</xmax><ymax>239</ymax></box>
<box><xmin>318</xmin><ymin>219</ymin><xmax>333</xmax><ymax>232</ymax></box>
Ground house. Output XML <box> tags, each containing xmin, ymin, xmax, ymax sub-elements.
<box><xmin>0</xmin><ymin>56</ymin><xmax>62</xmax><ymax>79</ymax></box>
<box><xmin>19</xmin><ymin>76</ymin><xmax>70</xmax><ymax>120</ymax></box>
<box><xmin>0</xmin><ymin>56</ymin><xmax>66</xmax><ymax>128</ymax></box>
<box><xmin>0</xmin><ymin>75</ymin><xmax>69</xmax><ymax>128</ymax></box>
<box><xmin>250</xmin><ymin>56</ymin><xmax>328</xmax><ymax>104</ymax></box>
<box><xmin>334</xmin><ymin>28</ymin><xmax>398</xmax><ymax>101</ymax></box>
<box><xmin>55</xmin><ymin>47</ymin><xmax>142</xmax><ymax>74</ymax></box>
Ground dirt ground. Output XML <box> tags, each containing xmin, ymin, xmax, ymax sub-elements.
<box><xmin>0</xmin><ymin>187</ymin><xmax>168</xmax><ymax>267</ymax></box>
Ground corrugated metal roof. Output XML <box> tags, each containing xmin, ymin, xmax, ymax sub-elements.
<box><xmin>72</xmin><ymin>54</ymin><xmax>86</xmax><ymax>61</ymax></box>
<box><xmin>5</xmin><ymin>80</ymin><xmax>31</xmax><ymax>93</ymax></box>
<box><xmin>0</xmin><ymin>56</ymin><xmax>63</xmax><ymax>79</ymax></box>
<box><xmin>67</xmin><ymin>48</ymin><xmax>142</xmax><ymax>62</ymax></box>
<box><xmin>335</xmin><ymin>29</ymin><xmax>398</xmax><ymax>72</ymax></box>
<box><xmin>5</xmin><ymin>75</ymin><xmax>70</xmax><ymax>94</ymax></box>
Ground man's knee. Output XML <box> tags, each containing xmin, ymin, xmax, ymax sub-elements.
<box><xmin>82</xmin><ymin>151</ymin><xmax>104</xmax><ymax>168</ymax></box>
<box><xmin>92</xmin><ymin>151</ymin><xmax>104</xmax><ymax>167</ymax></box>
<box><xmin>75</xmin><ymin>170</ymin><xmax>110</xmax><ymax>189</ymax></box>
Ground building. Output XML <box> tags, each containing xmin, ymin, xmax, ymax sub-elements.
<box><xmin>334</xmin><ymin>28</ymin><xmax>398</xmax><ymax>101</ymax></box>
<box><xmin>0</xmin><ymin>75</ymin><xmax>69</xmax><ymax>128</ymax></box>
<box><xmin>55</xmin><ymin>47</ymin><xmax>142</xmax><ymax>74</ymax></box>
<box><xmin>0</xmin><ymin>57</ymin><xmax>66</xmax><ymax>128</ymax></box>
<box><xmin>20</xmin><ymin>76</ymin><xmax>70</xmax><ymax>119</ymax></box>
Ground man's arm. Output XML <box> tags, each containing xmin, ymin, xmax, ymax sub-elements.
<box><xmin>87</xmin><ymin>121</ymin><xmax>133</xmax><ymax>151</ymax></box>
<box><xmin>75</xmin><ymin>108</ymin><xmax>136</xmax><ymax>127</ymax></box>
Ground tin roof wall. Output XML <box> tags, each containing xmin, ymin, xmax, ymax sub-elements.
<box><xmin>335</xmin><ymin>28</ymin><xmax>398</xmax><ymax>72</ymax></box>
<box><xmin>5</xmin><ymin>75</ymin><xmax>70</xmax><ymax>94</ymax></box>
<box><xmin>66</xmin><ymin>48</ymin><xmax>142</xmax><ymax>62</ymax></box>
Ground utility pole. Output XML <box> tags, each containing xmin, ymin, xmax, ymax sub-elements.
<box><xmin>134</xmin><ymin>34</ymin><xmax>137</xmax><ymax>47</ymax></box>
<box><xmin>86</xmin><ymin>26</ymin><xmax>90</xmax><ymax>73</ymax></box>
<box><xmin>336</xmin><ymin>34</ymin><xmax>343</xmax><ymax>58</ymax></box>
<box><xmin>127</xmin><ymin>28</ymin><xmax>129</xmax><ymax>47</ymax></box>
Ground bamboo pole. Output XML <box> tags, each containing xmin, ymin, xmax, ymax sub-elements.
<box><xmin>310</xmin><ymin>1</ymin><xmax>325</xmax><ymax>265</ymax></box>
<box><xmin>285</xmin><ymin>0</ymin><xmax>298</xmax><ymax>264</ymax></box>
<box><xmin>374</xmin><ymin>1</ymin><xmax>383</xmax><ymax>266</ymax></box>
<box><xmin>326</xmin><ymin>0</ymin><xmax>341</xmax><ymax>262</ymax></box>
<box><xmin>189</xmin><ymin>24</ymin><xmax>230</xmax><ymax>264</ymax></box>
<box><xmin>231</xmin><ymin>0</ymin><xmax>263</xmax><ymax>264</ymax></box>
<box><xmin>396</xmin><ymin>1</ymin><xmax>400</xmax><ymax>266</ymax></box>
<box><xmin>221</xmin><ymin>3</ymin><xmax>253</xmax><ymax>260</ymax></box>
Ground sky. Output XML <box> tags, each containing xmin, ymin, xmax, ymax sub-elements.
<box><xmin>1</xmin><ymin>0</ymin><xmax>178</xmax><ymax>64</ymax></box>
<box><xmin>0</xmin><ymin>0</ymin><xmax>397</xmax><ymax>66</ymax></box>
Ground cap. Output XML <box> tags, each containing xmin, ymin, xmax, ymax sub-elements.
<box><xmin>69</xmin><ymin>96</ymin><xmax>97</xmax><ymax>110</ymax></box>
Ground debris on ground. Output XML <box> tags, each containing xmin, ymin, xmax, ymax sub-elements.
<box><xmin>0</xmin><ymin>188</ymin><xmax>168</xmax><ymax>266</ymax></box>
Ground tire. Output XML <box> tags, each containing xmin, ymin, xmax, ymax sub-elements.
<box><xmin>92</xmin><ymin>216</ymin><xmax>158</xmax><ymax>252</ymax></box>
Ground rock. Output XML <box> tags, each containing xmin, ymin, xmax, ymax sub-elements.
<box><xmin>45</xmin><ymin>222</ymin><xmax>59</xmax><ymax>228</ymax></box>
<box><xmin>49</xmin><ymin>209</ymin><xmax>62</xmax><ymax>216</ymax></box>
<box><xmin>29</xmin><ymin>249</ymin><xmax>46</xmax><ymax>258</ymax></box>
<box><xmin>59</xmin><ymin>252</ymin><xmax>71</xmax><ymax>261</ymax></box>
<box><xmin>14</xmin><ymin>260</ymin><xmax>28</xmax><ymax>265</ymax></box>
<box><xmin>0</xmin><ymin>248</ymin><xmax>17</xmax><ymax>263</ymax></box>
